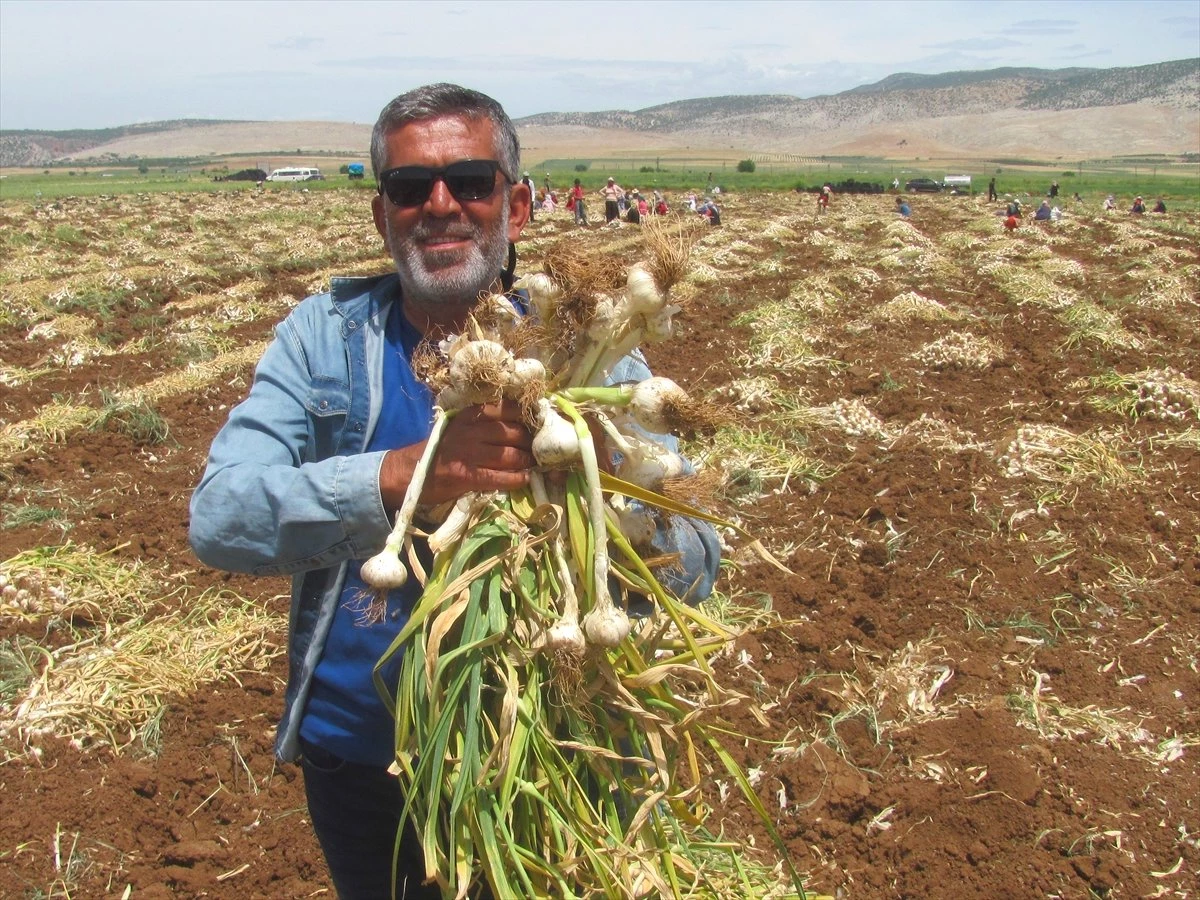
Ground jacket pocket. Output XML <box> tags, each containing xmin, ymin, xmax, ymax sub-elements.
<box><xmin>305</xmin><ymin>376</ymin><xmax>350</xmax><ymax>458</ymax></box>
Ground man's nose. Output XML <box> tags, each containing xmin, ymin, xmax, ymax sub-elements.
<box><xmin>425</xmin><ymin>177</ymin><xmax>461</xmax><ymax>216</ymax></box>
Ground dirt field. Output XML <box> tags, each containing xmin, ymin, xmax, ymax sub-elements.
<box><xmin>1</xmin><ymin>188</ymin><xmax>1198</xmax><ymax>898</ymax></box>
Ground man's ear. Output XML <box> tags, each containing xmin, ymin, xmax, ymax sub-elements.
<box><xmin>507</xmin><ymin>180</ymin><xmax>531</xmax><ymax>243</ymax></box>
<box><xmin>372</xmin><ymin>193</ymin><xmax>389</xmax><ymax>247</ymax></box>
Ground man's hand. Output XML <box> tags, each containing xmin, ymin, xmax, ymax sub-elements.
<box><xmin>380</xmin><ymin>401</ymin><xmax>534</xmax><ymax>512</ymax></box>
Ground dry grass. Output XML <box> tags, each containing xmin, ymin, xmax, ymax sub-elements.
<box><xmin>5</xmin><ymin>590</ymin><xmax>285</xmax><ymax>753</ymax></box>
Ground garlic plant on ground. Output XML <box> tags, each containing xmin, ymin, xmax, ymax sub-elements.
<box><xmin>363</xmin><ymin>220</ymin><xmax>801</xmax><ymax>899</ymax></box>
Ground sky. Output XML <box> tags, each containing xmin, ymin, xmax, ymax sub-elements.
<box><xmin>1</xmin><ymin>0</ymin><xmax>1197</xmax><ymax>131</ymax></box>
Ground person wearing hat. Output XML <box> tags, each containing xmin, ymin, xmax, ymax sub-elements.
<box><xmin>600</xmin><ymin>176</ymin><xmax>623</xmax><ymax>223</ymax></box>
<box><xmin>1130</xmin><ymin>196</ymin><xmax>1146</xmax><ymax>215</ymax></box>
<box><xmin>521</xmin><ymin>171</ymin><xmax>536</xmax><ymax>222</ymax></box>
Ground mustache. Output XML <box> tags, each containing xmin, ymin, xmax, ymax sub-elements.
<box><xmin>410</xmin><ymin>221</ymin><xmax>479</xmax><ymax>242</ymax></box>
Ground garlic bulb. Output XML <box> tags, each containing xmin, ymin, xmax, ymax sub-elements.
<box><xmin>361</xmin><ymin>548</ymin><xmax>408</xmax><ymax>589</ymax></box>
<box><xmin>627</xmin><ymin>377</ymin><xmax>690</xmax><ymax>434</ymax></box>
<box><xmin>625</xmin><ymin>263</ymin><xmax>665</xmax><ymax>317</ymax></box>
<box><xmin>532</xmin><ymin>398</ymin><xmax>582</xmax><ymax>468</ymax></box>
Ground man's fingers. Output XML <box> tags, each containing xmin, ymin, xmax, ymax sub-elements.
<box><xmin>457</xmin><ymin>400</ymin><xmax>528</xmax><ymax>425</ymax></box>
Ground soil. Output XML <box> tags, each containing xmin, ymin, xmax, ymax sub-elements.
<box><xmin>1</xmin><ymin>189</ymin><xmax>1197</xmax><ymax>899</ymax></box>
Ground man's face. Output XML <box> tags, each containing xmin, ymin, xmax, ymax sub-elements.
<box><xmin>372</xmin><ymin>115</ymin><xmax>529</xmax><ymax>309</ymax></box>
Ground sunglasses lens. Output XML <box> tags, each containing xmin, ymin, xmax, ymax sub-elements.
<box><xmin>380</xmin><ymin>161</ymin><xmax>500</xmax><ymax>207</ymax></box>
<box><xmin>444</xmin><ymin>161</ymin><xmax>498</xmax><ymax>201</ymax></box>
<box><xmin>382</xmin><ymin>168</ymin><xmax>435</xmax><ymax>206</ymax></box>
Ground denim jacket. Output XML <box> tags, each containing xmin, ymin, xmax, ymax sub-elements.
<box><xmin>189</xmin><ymin>273</ymin><xmax>721</xmax><ymax>763</ymax></box>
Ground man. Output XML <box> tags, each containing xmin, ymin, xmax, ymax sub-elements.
<box><xmin>987</xmin><ymin>177</ymin><xmax>997</xmax><ymax>202</ymax></box>
<box><xmin>189</xmin><ymin>83</ymin><xmax>719</xmax><ymax>900</ymax></box>
<box><xmin>895</xmin><ymin>196</ymin><xmax>911</xmax><ymax>218</ymax></box>
<box><xmin>521</xmin><ymin>170</ymin><xmax>535</xmax><ymax>222</ymax></box>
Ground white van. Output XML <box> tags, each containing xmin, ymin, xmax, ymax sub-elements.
<box><xmin>942</xmin><ymin>174</ymin><xmax>972</xmax><ymax>193</ymax></box>
<box><xmin>266</xmin><ymin>167</ymin><xmax>323</xmax><ymax>182</ymax></box>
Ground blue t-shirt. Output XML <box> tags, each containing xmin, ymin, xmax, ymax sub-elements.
<box><xmin>300</xmin><ymin>299</ymin><xmax>435</xmax><ymax>766</ymax></box>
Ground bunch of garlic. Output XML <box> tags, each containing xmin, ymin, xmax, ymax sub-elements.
<box><xmin>0</xmin><ymin>570</ymin><xmax>69</xmax><ymax>618</ymax></box>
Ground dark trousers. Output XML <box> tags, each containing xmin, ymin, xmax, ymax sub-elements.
<box><xmin>301</xmin><ymin>740</ymin><xmax>440</xmax><ymax>900</ymax></box>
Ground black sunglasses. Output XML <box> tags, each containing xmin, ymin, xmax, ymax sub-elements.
<box><xmin>377</xmin><ymin>159</ymin><xmax>508</xmax><ymax>207</ymax></box>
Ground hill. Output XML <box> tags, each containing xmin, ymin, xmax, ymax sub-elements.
<box><xmin>0</xmin><ymin>119</ymin><xmax>240</xmax><ymax>167</ymax></box>
<box><xmin>516</xmin><ymin>58</ymin><xmax>1199</xmax><ymax>158</ymax></box>
<box><xmin>2</xmin><ymin>58</ymin><xmax>1196</xmax><ymax>167</ymax></box>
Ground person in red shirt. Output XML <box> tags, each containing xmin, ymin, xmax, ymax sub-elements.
<box><xmin>571</xmin><ymin>178</ymin><xmax>587</xmax><ymax>226</ymax></box>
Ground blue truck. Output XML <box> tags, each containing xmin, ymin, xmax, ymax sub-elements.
<box><xmin>347</xmin><ymin>163</ymin><xmax>365</xmax><ymax>180</ymax></box>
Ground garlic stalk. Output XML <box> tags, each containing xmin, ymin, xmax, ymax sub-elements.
<box><xmin>427</xmin><ymin>491</ymin><xmax>494</xmax><ymax>555</ymax></box>
<box><xmin>545</xmin><ymin>529</ymin><xmax>586</xmax><ymax>655</ymax></box>
<box><xmin>361</xmin><ymin>408</ymin><xmax>454</xmax><ymax>590</ymax></box>
<box><xmin>560</xmin><ymin>377</ymin><xmax>692</xmax><ymax>435</ymax></box>
<box><xmin>555</xmin><ymin>398</ymin><xmax>630</xmax><ymax>648</ymax></box>
<box><xmin>527</xmin><ymin>470</ymin><xmax>585</xmax><ymax>656</ymax></box>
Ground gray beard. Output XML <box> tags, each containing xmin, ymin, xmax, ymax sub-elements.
<box><xmin>389</xmin><ymin>193</ymin><xmax>510</xmax><ymax>306</ymax></box>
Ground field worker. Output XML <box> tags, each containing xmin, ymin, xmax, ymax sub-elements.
<box><xmin>1131</xmin><ymin>196</ymin><xmax>1146</xmax><ymax>214</ymax></box>
<box><xmin>188</xmin><ymin>82</ymin><xmax>720</xmax><ymax>900</ymax></box>
<box><xmin>1004</xmin><ymin>212</ymin><xmax>1019</xmax><ymax>232</ymax></box>
<box><xmin>570</xmin><ymin>177</ymin><xmax>587</xmax><ymax>225</ymax></box>
<box><xmin>896</xmin><ymin>196</ymin><xmax>911</xmax><ymax>217</ymax></box>
<box><xmin>520</xmin><ymin>171</ymin><xmax>535</xmax><ymax>222</ymax></box>
<box><xmin>1153</xmin><ymin>197</ymin><xmax>1167</xmax><ymax>213</ymax></box>
<box><xmin>1035</xmin><ymin>199</ymin><xmax>1052</xmax><ymax>221</ymax></box>
<box><xmin>601</xmin><ymin>176</ymin><xmax>623</xmax><ymax>222</ymax></box>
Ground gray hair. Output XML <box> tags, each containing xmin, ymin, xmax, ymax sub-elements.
<box><xmin>369</xmin><ymin>83</ymin><xmax>521</xmax><ymax>184</ymax></box>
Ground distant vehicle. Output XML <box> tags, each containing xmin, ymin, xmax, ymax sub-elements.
<box><xmin>905</xmin><ymin>178</ymin><xmax>943</xmax><ymax>193</ymax></box>
<box><xmin>217</xmin><ymin>168</ymin><xmax>267</xmax><ymax>183</ymax></box>
<box><xmin>347</xmin><ymin>163</ymin><xmax>365</xmax><ymax>180</ymax></box>
<box><xmin>266</xmin><ymin>167</ymin><xmax>323</xmax><ymax>182</ymax></box>
<box><xmin>942</xmin><ymin>174</ymin><xmax>972</xmax><ymax>194</ymax></box>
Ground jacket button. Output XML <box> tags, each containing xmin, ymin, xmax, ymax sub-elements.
<box><xmin>319</xmin><ymin>400</ymin><xmax>329</xmax><ymax>410</ymax></box>
<box><xmin>354</xmin><ymin>423</ymin><xmax>363</xmax><ymax>432</ymax></box>
<box><xmin>347</xmin><ymin>320</ymin><xmax>357</xmax><ymax>330</ymax></box>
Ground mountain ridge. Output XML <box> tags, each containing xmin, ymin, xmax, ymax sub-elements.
<box><xmin>1</xmin><ymin>58</ymin><xmax>1196</xmax><ymax>167</ymax></box>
